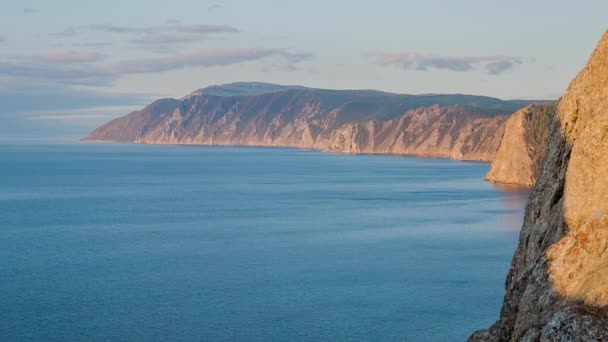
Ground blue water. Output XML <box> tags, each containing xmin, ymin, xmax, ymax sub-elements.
<box><xmin>0</xmin><ymin>143</ymin><xmax>528</xmax><ymax>341</ymax></box>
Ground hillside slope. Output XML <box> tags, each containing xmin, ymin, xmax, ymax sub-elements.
<box><xmin>84</xmin><ymin>88</ymin><xmax>533</xmax><ymax>162</ymax></box>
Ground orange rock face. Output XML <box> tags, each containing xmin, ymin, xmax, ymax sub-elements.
<box><xmin>471</xmin><ymin>30</ymin><xmax>608</xmax><ymax>341</ymax></box>
<box><xmin>485</xmin><ymin>104</ymin><xmax>554</xmax><ymax>187</ymax></box>
<box><xmin>545</xmin><ymin>29</ymin><xmax>608</xmax><ymax>308</ymax></box>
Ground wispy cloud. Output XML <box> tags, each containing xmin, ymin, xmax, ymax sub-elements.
<box><xmin>127</xmin><ymin>25</ymin><xmax>238</xmax><ymax>48</ymax></box>
<box><xmin>0</xmin><ymin>48</ymin><xmax>312</xmax><ymax>86</ymax></box>
<box><xmin>376</xmin><ymin>52</ymin><xmax>525</xmax><ymax>75</ymax></box>
<box><xmin>50</xmin><ymin>23</ymin><xmax>239</xmax><ymax>49</ymax></box>
<box><xmin>51</xmin><ymin>27</ymin><xmax>78</xmax><ymax>37</ymax></box>
<box><xmin>23</xmin><ymin>8</ymin><xmax>37</xmax><ymax>13</ymax></box>
<box><xmin>34</xmin><ymin>50</ymin><xmax>103</xmax><ymax>64</ymax></box>
<box><xmin>107</xmin><ymin>48</ymin><xmax>310</xmax><ymax>74</ymax></box>
<box><xmin>0</xmin><ymin>36</ymin><xmax>4</xmax><ymax>43</ymax></box>
<box><xmin>282</xmin><ymin>52</ymin><xmax>313</xmax><ymax>64</ymax></box>
<box><xmin>176</xmin><ymin>24</ymin><xmax>238</xmax><ymax>34</ymax></box>
<box><xmin>56</xmin><ymin>23</ymin><xmax>239</xmax><ymax>36</ymax></box>
<box><xmin>129</xmin><ymin>34</ymin><xmax>203</xmax><ymax>45</ymax></box>
<box><xmin>207</xmin><ymin>4</ymin><xmax>223</xmax><ymax>12</ymax></box>
<box><xmin>485</xmin><ymin>60</ymin><xmax>521</xmax><ymax>75</ymax></box>
<box><xmin>72</xmin><ymin>41</ymin><xmax>112</xmax><ymax>48</ymax></box>
<box><xmin>85</xmin><ymin>24</ymin><xmax>155</xmax><ymax>34</ymax></box>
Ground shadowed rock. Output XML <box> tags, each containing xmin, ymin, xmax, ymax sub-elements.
<box><xmin>470</xmin><ymin>29</ymin><xmax>608</xmax><ymax>341</ymax></box>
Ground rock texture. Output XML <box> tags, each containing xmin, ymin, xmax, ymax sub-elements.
<box><xmin>485</xmin><ymin>104</ymin><xmax>556</xmax><ymax>187</ymax></box>
<box><xmin>84</xmin><ymin>87</ymin><xmax>536</xmax><ymax>163</ymax></box>
<box><xmin>469</xmin><ymin>30</ymin><xmax>608</xmax><ymax>341</ymax></box>
<box><xmin>317</xmin><ymin>105</ymin><xmax>506</xmax><ymax>161</ymax></box>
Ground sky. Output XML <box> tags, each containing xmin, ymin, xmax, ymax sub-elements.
<box><xmin>1</xmin><ymin>0</ymin><xmax>607</xmax><ymax>139</ymax></box>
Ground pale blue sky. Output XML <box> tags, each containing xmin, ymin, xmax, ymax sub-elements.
<box><xmin>0</xmin><ymin>0</ymin><xmax>607</xmax><ymax>138</ymax></box>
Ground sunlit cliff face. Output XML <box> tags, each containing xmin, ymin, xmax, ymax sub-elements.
<box><xmin>547</xmin><ymin>30</ymin><xmax>608</xmax><ymax>307</ymax></box>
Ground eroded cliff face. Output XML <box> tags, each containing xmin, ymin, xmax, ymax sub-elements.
<box><xmin>485</xmin><ymin>104</ymin><xmax>555</xmax><ymax>187</ymax></box>
<box><xmin>316</xmin><ymin>105</ymin><xmax>506</xmax><ymax>161</ymax></box>
<box><xmin>85</xmin><ymin>89</ymin><xmax>518</xmax><ymax>162</ymax></box>
<box><xmin>470</xmin><ymin>30</ymin><xmax>608</xmax><ymax>341</ymax></box>
<box><xmin>136</xmin><ymin>104</ymin><xmax>506</xmax><ymax>161</ymax></box>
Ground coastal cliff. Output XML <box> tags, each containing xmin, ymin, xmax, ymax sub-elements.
<box><xmin>470</xmin><ymin>30</ymin><xmax>608</xmax><ymax>341</ymax></box>
<box><xmin>485</xmin><ymin>104</ymin><xmax>556</xmax><ymax>187</ymax></box>
<box><xmin>84</xmin><ymin>87</ymin><xmax>538</xmax><ymax>163</ymax></box>
<box><xmin>316</xmin><ymin>105</ymin><xmax>506</xmax><ymax>161</ymax></box>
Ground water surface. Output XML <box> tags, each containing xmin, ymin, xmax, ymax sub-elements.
<box><xmin>0</xmin><ymin>143</ymin><xmax>529</xmax><ymax>341</ymax></box>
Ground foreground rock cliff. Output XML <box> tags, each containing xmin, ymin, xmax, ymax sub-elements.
<box><xmin>84</xmin><ymin>86</ymin><xmax>544</xmax><ymax>165</ymax></box>
<box><xmin>470</xmin><ymin>30</ymin><xmax>608</xmax><ymax>341</ymax></box>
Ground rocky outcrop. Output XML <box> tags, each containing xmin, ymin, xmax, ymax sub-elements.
<box><xmin>469</xmin><ymin>30</ymin><xmax>608</xmax><ymax>341</ymax></box>
<box><xmin>485</xmin><ymin>104</ymin><xmax>556</xmax><ymax>187</ymax></box>
<box><xmin>84</xmin><ymin>87</ymin><xmax>536</xmax><ymax>163</ymax></box>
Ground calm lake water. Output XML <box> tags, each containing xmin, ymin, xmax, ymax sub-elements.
<box><xmin>0</xmin><ymin>143</ymin><xmax>529</xmax><ymax>341</ymax></box>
